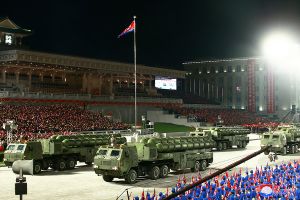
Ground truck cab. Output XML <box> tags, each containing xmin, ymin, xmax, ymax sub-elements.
<box><xmin>94</xmin><ymin>145</ymin><xmax>138</xmax><ymax>183</ymax></box>
<box><xmin>3</xmin><ymin>142</ymin><xmax>43</xmax><ymax>166</ymax></box>
<box><xmin>261</xmin><ymin>131</ymin><xmax>287</xmax><ymax>154</ymax></box>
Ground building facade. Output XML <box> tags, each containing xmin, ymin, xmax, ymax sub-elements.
<box><xmin>0</xmin><ymin>17</ymin><xmax>185</xmax><ymax>97</ymax></box>
<box><xmin>183</xmin><ymin>57</ymin><xmax>298</xmax><ymax>117</ymax></box>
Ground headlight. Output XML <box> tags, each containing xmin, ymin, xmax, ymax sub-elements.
<box><xmin>93</xmin><ymin>164</ymin><xmax>98</xmax><ymax>168</ymax></box>
<box><xmin>3</xmin><ymin>158</ymin><xmax>7</xmax><ymax>161</ymax></box>
<box><xmin>112</xmin><ymin>166</ymin><xmax>118</xmax><ymax>170</ymax></box>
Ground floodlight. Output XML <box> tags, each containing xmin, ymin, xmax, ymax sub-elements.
<box><xmin>261</xmin><ymin>31</ymin><xmax>300</xmax><ymax>73</ymax></box>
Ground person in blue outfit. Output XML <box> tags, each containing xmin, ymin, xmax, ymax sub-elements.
<box><xmin>136</xmin><ymin>160</ymin><xmax>300</xmax><ymax>200</ymax></box>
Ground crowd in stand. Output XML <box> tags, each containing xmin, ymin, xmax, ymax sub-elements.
<box><xmin>163</xmin><ymin>105</ymin><xmax>272</xmax><ymax>127</ymax></box>
<box><xmin>0</xmin><ymin>104</ymin><xmax>130</xmax><ymax>141</ymax></box>
<box><xmin>134</xmin><ymin>161</ymin><xmax>300</xmax><ymax>200</ymax></box>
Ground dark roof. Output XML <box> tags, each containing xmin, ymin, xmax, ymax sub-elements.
<box><xmin>0</xmin><ymin>17</ymin><xmax>32</xmax><ymax>35</ymax></box>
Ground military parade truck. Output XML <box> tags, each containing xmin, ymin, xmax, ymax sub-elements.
<box><xmin>4</xmin><ymin>133</ymin><xmax>126</xmax><ymax>174</ymax></box>
<box><xmin>261</xmin><ymin>124</ymin><xmax>300</xmax><ymax>155</ymax></box>
<box><xmin>190</xmin><ymin>126</ymin><xmax>250</xmax><ymax>151</ymax></box>
<box><xmin>94</xmin><ymin>136</ymin><xmax>214</xmax><ymax>184</ymax></box>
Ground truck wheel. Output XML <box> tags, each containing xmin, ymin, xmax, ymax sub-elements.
<box><xmin>242</xmin><ymin>141</ymin><xmax>247</xmax><ymax>148</ymax></box>
<box><xmin>159</xmin><ymin>165</ymin><xmax>169</xmax><ymax>178</ymax></box>
<box><xmin>191</xmin><ymin>161</ymin><xmax>200</xmax><ymax>172</ymax></box>
<box><xmin>199</xmin><ymin>160</ymin><xmax>207</xmax><ymax>171</ymax></box>
<box><xmin>282</xmin><ymin>147</ymin><xmax>287</xmax><ymax>155</ymax></box>
<box><xmin>149</xmin><ymin>166</ymin><xmax>160</xmax><ymax>180</ymax></box>
<box><xmin>85</xmin><ymin>162</ymin><xmax>92</xmax><ymax>166</ymax></box>
<box><xmin>67</xmin><ymin>158</ymin><xmax>76</xmax><ymax>169</ymax></box>
<box><xmin>223</xmin><ymin>143</ymin><xmax>227</xmax><ymax>150</ymax></box>
<box><xmin>291</xmin><ymin>145</ymin><xmax>295</xmax><ymax>154</ymax></box>
<box><xmin>33</xmin><ymin>161</ymin><xmax>42</xmax><ymax>174</ymax></box>
<box><xmin>103</xmin><ymin>175</ymin><xmax>114</xmax><ymax>182</ymax></box>
<box><xmin>217</xmin><ymin>143</ymin><xmax>223</xmax><ymax>151</ymax></box>
<box><xmin>125</xmin><ymin>169</ymin><xmax>137</xmax><ymax>184</ymax></box>
<box><xmin>227</xmin><ymin>142</ymin><xmax>233</xmax><ymax>149</ymax></box>
<box><xmin>56</xmin><ymin>159</ymin><xmax>66</xmax><ymax>171</ymax></box>
<box><xmin>42</xmin><ymin>160</ymin><xmax>49</xmax><ymax>170</ymax></box>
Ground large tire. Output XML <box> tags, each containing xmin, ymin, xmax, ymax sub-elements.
<box><xmin>56</xmin><ymin>159</ymin><xmax>66</xmax><ymax>171</ymax></box>
<box><xmin>159</xmin><ymin>165</ymin><xmax>169</xmax><ymax>178</ymax></box>
<box><xmin>149</xmin><ymin>166</ymin><xmax>160</xmax><ymax>180</ymax></box>
<box><xmin>125</xmin><ymin>169</ymin><xmax>137</xmax><ymax>184</ymax></box>
<box><xmin>199</xmin><ymin>160</ymin><xmax>207</xmax><ymax>171</ymax></box>
<box><xmin>217</xmin><ymin>143</ymin><xmax>223</xmax><ymax>151</ymax></box>
<box><xmin>103</xmin><ymin>175</ymin><xmax>114</xmax><ymax>182</ymax></box>
<box><xmin>42</xmin><ymin>160</ymin><xmax>49</xmax><ymax>170</ymax></box>
<box><xmin>33</xmin><ymin>161</ymin><xmax>42</xmax><ymax>174</ymax></box>
<box><xmin>227</xmin><ymin>142</ymin><xmax>233</xmax><ymax>149</ymax></box>
<box><xmin>191</xmin><ymin>161</ymin><xmax>200</xmax><ymax>172</ymax></box>
<box><xmin>66</xmin><ymin>158</ymin><xmax>76</xmax><ymax>169</ymax></box>
<box><xmin>282</xmin><ymin>147</ymin><xmax>287</xmax><ymax>155</ymax></box>
<box><xmin>85</xmin><ymin>162</ymin><xmax>92</xmax><ymax>166</ymax></box>
<box><xmin>242</xmin><ymin>141</ymin><xmax>247</xmax><ymax>148</ymax></box>
<box><xmin>222</xmin><ymin>143</ymin><xmax>227</xmax><ymax>150</ymax></box>
<box><xmin>291</xmin><ymin>145</ymin><xmax>295</xmax><ymax>154</ymax></box>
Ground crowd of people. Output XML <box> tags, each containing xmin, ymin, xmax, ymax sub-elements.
<box><xmin>134</xmin><ymin>161</ymin><xmax>300</xmax><ymax>200</ymax></box>
<box><xmin>0</xmin><ymin>104</ymin><xmax>130</xmax><ymax>141</ymax></box>
<box><xmin>163</xmin><ymin>105</ymin><xmax>272</xmax><ymax>127</ymax></box>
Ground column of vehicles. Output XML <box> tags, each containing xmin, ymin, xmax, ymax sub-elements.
<box><xmin>3</xmin><ymin>126</ymin><xmax>251</xmax><ymax>182</ymax></box>
<box><xmin>260</xmin><ymin>124</ymin><xmax>300</xmax><ymax>155</ymax></box>
<box><xmin>3</xmin><ymin>133</ymin><xmax>126</xmax><ymax>174</ymax></box>
<box><xmin>93</xmin><ymin>126</ymin><xmax>250</xmax><ymax>183</ymax></box>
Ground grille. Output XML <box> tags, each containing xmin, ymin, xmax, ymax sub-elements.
<box><xmin>102</xmin><ymin>160</ymin><xmax>111</xmax><ymax>165</ymax></box>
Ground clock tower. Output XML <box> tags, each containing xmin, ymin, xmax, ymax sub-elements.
<box><xmin>0</xmin><ymin>17</ymin><xmax>32</xmax><ymax>50</ymax></box>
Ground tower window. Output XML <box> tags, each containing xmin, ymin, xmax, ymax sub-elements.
<box><xmin>5</xmin><ymin>34</ymin><xmax>13</xmax><ymax>45</ymax></box>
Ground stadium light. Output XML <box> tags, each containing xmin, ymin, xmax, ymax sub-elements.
<box><xmin>261</xmin><ymin>30</ymin><xmax>300</xmax><ymax>73</ymax></box>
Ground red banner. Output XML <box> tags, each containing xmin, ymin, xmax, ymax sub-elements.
<box><xmin>247</xmin><ymin>59</ymin><xmax>256</xmax><ymax>112</ymax></box>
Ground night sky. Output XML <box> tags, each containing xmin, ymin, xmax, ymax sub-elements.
<box><xmin>1</xmin><ymin>0</ymin><xmax>300</xmax><ymax>70</ymax></box>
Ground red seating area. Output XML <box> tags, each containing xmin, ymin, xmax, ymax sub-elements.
<box><xmin>164</xmin><ymin>105</ymin><xmax>271</xmax><ymax>126</ymax></box>
<box><xmin>0</xmin><ymin>104</ymin><xmax>130</xmax><ymax>141</ymax></box>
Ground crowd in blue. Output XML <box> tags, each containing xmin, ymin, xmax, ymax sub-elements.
<box><xmin>133</xmin><ymin>161</ymin><xmax>300</xmax><ymax>200</ymax></box>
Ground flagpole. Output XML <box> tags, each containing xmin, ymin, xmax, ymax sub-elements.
<box><xmin>133</xmin><ymin>16</ymin><xmax>137</xmax><ymax>131</ymax></box>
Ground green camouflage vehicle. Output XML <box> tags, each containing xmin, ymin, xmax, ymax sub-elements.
<box><xmin>261</xmin><ymin>125</ymin><xmax>300</xmax><ymax>155</ymax></box>
<box><xmin>94</xmin><ymin>136</ymin><xmax>213</xmax><ymax>184</ymax></box>
<box><xmin>0</xmin><ymin>151</ymin><xmax>3</xmax><ymax>162</ymax></box>
<box><xmin>4</xmin><ymin>134</ymin><xmax>126</xmax><ymax>174</ymax></box>
<box><xmin>190</xmin><ymin>127</ymin><xmax>250</xmax><ymax>151</ymax></box>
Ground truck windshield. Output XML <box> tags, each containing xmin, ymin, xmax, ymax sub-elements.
<box><xmin>17</xmin><ymin>145</ymin><xmax>25</xmax><ymax>151</ymax></box>
<box><xmin>98</xmin><ymin>149</ymin><xmax>108</xmax><ymax>156</ymax></box>
<box><xmin>6</xmin><ymin>145</ymin><xmax>16</xmax><ymax>150</ymax></box>
<box><xmin>17</xmin><ymin>144</ymin><xmax>25</xmax><ymax>151</ymax></box>
<box><xmin>264</xmin><ymin>135</ymin><xmax>270</xmax><ymax>139</ymax></box>
<box><xmin>110</xmin><ymin>150</ymin><xmax>120</xmax><ymax>157</ymax></box>
<box><xmin>273</xmin><ymin>135</ymin><xmax>279</xmax><ymax>139</ymax></box>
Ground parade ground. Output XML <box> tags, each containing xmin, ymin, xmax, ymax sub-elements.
<box><xmin>1</xmin><ymin>134</ymin><xmax>299</xmax><ymax>200</ymax></box>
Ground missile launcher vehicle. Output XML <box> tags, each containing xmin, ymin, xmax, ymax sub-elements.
<box><xmin>4</xmin><ymin>133</ymin><xmax>126</xmax><ymax>174</ymax></box>
<box><xmin>190</xmin><ymin>126</ymin><xmax>250</xmax><ymax>151</ymax></box>
<box><xmin>94</xmin><ymin>136</ymin><xmax>213</xmax><ymax>184</ymax></box>
<box><xmin>261</xmin><ymin>124</ymin><xmax>300</xmax><ymax>155</ymax></box>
